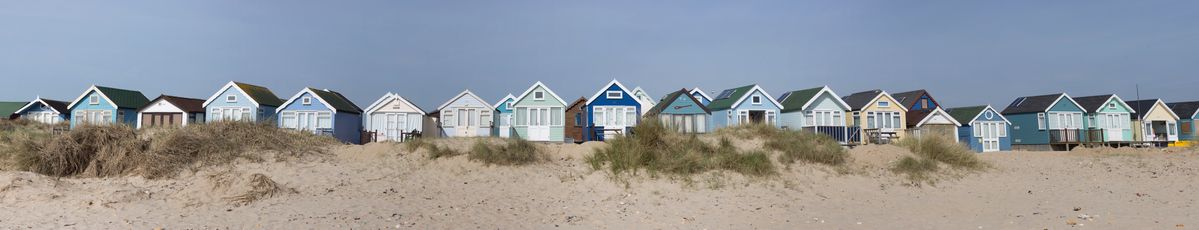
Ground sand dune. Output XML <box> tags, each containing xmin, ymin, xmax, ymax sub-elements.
<box><xmin>1</xmin><ymin>139</ymin><xmax>1196</xmax><ymax>229</ymax></box>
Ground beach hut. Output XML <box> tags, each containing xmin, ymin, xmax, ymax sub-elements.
<box><xmin>276</xmin><ymin>88</ymin><xmax>363</xmax><ymax>144</ymax></box>
<box><xmin>645</xmin><ymin>89</ymin><xmax>711</xmax><ymax>134</ymax></box>
<box><xmin>946</xmin><ymin>105</ymin><xmax>1012</xmax><ymax>152</ymax></box>
<box><xmin>1073</xmin><ymin>94</ymin><xmax>1135</xmax><ymax>143</ymax></box>
<box><xmin>0</xmin><ymin>102</ymin><xmax>23</xmax><ymax>120</ymax></box>
<box><xmin>1167</xmin><ymin>101</ymin><xmax>1199</xmax><ymax>147</ymax></box>
<box><xmin>492</xmin><ymin>94</ymin><xmax>517</xmax><ymax>138</ymax></box>
<box><xmin>66</xmin><ymin>85</ymin><xmax>150</xmax><ymax>128</ymax></box>
<box><xmin>892</xmin><ymin>89</ymin><xmax>941</xmax><ymax>112</ymax></box>
<box><xmin>565</xmin><ymin>97</ymin><xmax>588</xmax><ymax>143</ymax></box>
<box><xmin>906</xmin><ymin>107</ymin><xmax>961</xmax><ymax>140</ymax></box>
<box><xmin>776</xmin><ymin>86</ymin><xmax>854</xmax><ymax>144</ymax></box>
<box><xmin>510</xmin><ymin>81</ymin><xmax>568</xmax><ymax>142</ymax></box>
<box><xmin>841</xmin><ymin>89</ymin><xmax>908</xmax><ymax>144</ymax></box>
<box><xmin>689</xmin><ymin>88</ymin><xmax>713</xmax><ymax>105</ymax></box>
<box><xmin>631</xmin><ymin>87</ymin><xmax>656</xmax><ymax>115</ymax></box>
<box><xmin>362</xmin><ymin>93</ymin><xmax>425</xmax><ymax>142</ymax></box>
<box><xmin>708</xmin><ymin>84</ymin><xmax>783</xmax><ymax>130</ymax></box>
<box><xmin>1001</xmin><ymin>93</ymin><xmax>1086</xmax><ymax>151</ymax></box>
<box><xmin>583</xmin><ymin>80</ymin><xmax>647</xmax><ymax>141</ymax></box>
<box><xmin>12</xmin><ymin>98</ymin><xmax>69</xmax><ymax>124</ymax></box>
<box><xmin>202</xmin><ymin>81</ymin><xmax>285</xmax><ymax>123</ymax></box>
<box><xmin>435</xmin><ymin>90</ymin><xmax>495</xmax><ymax>137</ymax></box>
<box><xmin>1127</xmin><ymin>99</ymin><xmax>1179</xmax><ymax>145</ymax></box>
<box><xmin>137</xmin><ymin>95</ymin><xmax>206</xmax><ymax>129</ymax></box>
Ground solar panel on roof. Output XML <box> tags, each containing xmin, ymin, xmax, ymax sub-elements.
<box><xmin>779</xmin><ymin>92</ymin><xmax>792</xmax><ymax>100</ymax></box>
<box><xmin>716</xmin><ymin>89</ymin><xmax>737</xmax><ymax>100</ymax></box>
<box><xmin>1010</xmin><ymin>97</ymin><xmax>1027</xmax><ymax>108</ymax></box>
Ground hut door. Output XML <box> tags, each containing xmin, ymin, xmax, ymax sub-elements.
<box><xmin>980</xmin><ymin>122</ymin><xmax>1000</xmax><ymax>152</ymax></box>
<box><xmin>456</xmin><ymin>108</ymin><xmax>479</xmax><ymax>137</ymax></box>
<box><xmin>527</xmin><ymin>107</ymin><xmax>551</xmax><ymax>141</ymax></box>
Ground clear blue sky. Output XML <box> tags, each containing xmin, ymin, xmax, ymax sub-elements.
<box><xmin>2</xmin><ymin>1</ymin><xmax>1196</xmax><ymax>110</ymax></box>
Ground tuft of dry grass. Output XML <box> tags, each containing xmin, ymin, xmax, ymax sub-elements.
<box><xmin>407</xmin><ymin>138</ymin><xmax>461</xmax><ymax>159</ymax></box>
<box><xmin>1</xmin><ymin>121</ymin><xmax>339</xmax><ymax>178</ymax></box>
<box><xmin>896</xmin><ymin>135</ymin><xmax>985</xmax><ymax>169</ymax></box>
<box><xmin>586</xmin><ymin>120</ymin><xmax>777</xmax><ymax>178</ymax></box>
<box><xmin>469</xmin><ymin>138</ymin><xmax>545</xmax><ymax>166</ymax></box>
<box><xmin>717</xmin><ymin>124</ymin><xmax>849</xmax><ymax>166</ymax></box>
<box><xmin>891</xmin><ymin>156</ymin><xmax>938</xmax><ymax>183</ymax></box>
<box><xmin>224</xmin><ymin>173</ymin><xmax>296</xmax><ymax>206</ymax></box>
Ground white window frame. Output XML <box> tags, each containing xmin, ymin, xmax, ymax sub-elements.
<box><xmin>534</xmin><ymin>92</ymin><xmax>545</xmax><ymax>101</ymax></box>
<box><xmin>302</xmin><ymin>97</ymin><xmax>312</xmax><ymax>105</ymax></box>
<box><xmin>751</xmin><ymin>96</ymin><xmax>762</xmax><ymax>105</ymax></box>
<box><xmin>89</xmin><ymin>95</ymin><xmax>99</xmax><ymax>105</ymax></box>
<box><xmin>1037</xmin><ymin>112</ymin><xmax>1046</xmax><ymax>130</ymax></box>
<box><xmin>878</xmin><ymin>101</ymin><xmax>890</xmax><ymax>108</ymax></box>
<box><xmin>606</xmin><ymin>91</ymin><xmax>623</xmax><ymax>99</ymax></box>
<box><xmin>226</xmin><ymin>95</ymin><xmax>237</xmax><ymax>102</ymax></box>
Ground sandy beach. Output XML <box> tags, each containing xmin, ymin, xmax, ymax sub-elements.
<box><xmin>1</xmin><ymin>140</ymin><xmax>1196</xmax><ymax>229</ymax></box>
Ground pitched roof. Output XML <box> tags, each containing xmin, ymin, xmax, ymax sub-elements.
<box><xmin>148</xmin><ymin>95</ymin><xmax>206</xmax><ymax>113</ymax></box>
<box><xmin>492</xmin><ymin>94</ymin><xmax>516</xmax><ymax>109</ymax></box>
<box><xmin>842</xmin><ymin>89</ymin><xmax>884</xmax><ymax>110</ymax></box>
<box><xmin>891</xmin><ymin>89</ymin><xmax>933</xmax><ymax>110</ymax></box>
<box><xmin>567</xmin><ymin>97</ymin><xmax>587</xmax><ymax>109</ymax></box>
<box><xmin>689</xmin><ymin>87</ymin><xmax>712</xmax><ymax>101</ymax></box>
<box><xmin>584</xmin><ymin>79</ymin><xmax>642</xmax><ymax>106</ymax></box>
<box><xmin>233</xmin><ymin>82</ymin><xmax>285</xmax><ymax>107</ymax></box>
<box><xmin>309</xmin><ymin>88</ymin><xmax>362</xmax><ymax>113</ymax></box>
<box><xmin>436</xmin><ymin>90</ymin><xmax>491</xmax><ymax>111</ymax></box>
<box><xmin>1001</xmin><ymin>93</ymin><xmax>1077</xmax><ymax>114</ymax></box>
<box><xmin>0</xmin><ymin>102</ymin><xmax>25</xmax><ymax>117</ymax></box>
<box><xmin>1167</xmin><ymin>101</ymin><xmax>1199</xmax><ymax>119</ymax></box>
<box><xmin>14</xmin><ymin>98</ymin><xmax>70</xmax><ymax>115</ymax></box>
<box><xmin>1124</xmin><ymin>99</ymin><xmax>1166</xmax><ymax>119</ymax></box>
<box><xmin>363</xmin><ymin>93</ymin><xmax>426</xmax><ymax>115</ymax></box>
<box><xmin>945</xmin><ymin>105</ymin><xmax>987</xmax><ymax>124</ymax></box>
<box><xmin>97</xmin><ymin>86</ymin><xmax>151</xmax><ymax>109</ymax></box>
<box><xmin>707</xmin><ymin>85</ymin><xmax>755</xmax><ymax>111</ymax></box>
<box><xmin>513</xmin><ymin>81</ymin><xmax>568</xmax><ymax>106</ymax></box>
<box><xmin>778</xmin><ymin>87</ymin><xmax>822</xmax><ymax>113</ymax></box>
<box><xmin>645</xmin><ymin>89</ymin><xmax>711</xmax><ymax>116</ymax></box>
<box><xmin>1074</xmin><ymin>94</ymin><xmax>1117</xmax><ymax>112</ymax></box>
<box><xmin>908</xmin><ymin>107</ymin><xmax>961</xmax><ymax>127</ymax></box>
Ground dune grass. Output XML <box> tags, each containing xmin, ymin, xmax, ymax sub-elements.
<box><xmin>407</xmin><ymin>138</ymin><xmax>461</xmax><ymax>159</ymax></box>
<box><xmin>586</xmin><ymin>120</ymin><xmax>777</xmax><ymax>178</ymax></box>
<box><xmin>0</xmin><ymin>121</ymin><xmax>338</xmax><ymax>178</ymax></box>
<box><xmin>892</xmin><ymin>135</ymin><xmax>986</xmax><ymax>183</ymax></box>
<box><xmin>719</xmin><ymin>124</ymin><xmax>849</xmax><ymax>166</ymax></box>
<box><xmin>468</xmin><ymin>138</ymin><xmax>545</xmax><ymax>166</ymax></box>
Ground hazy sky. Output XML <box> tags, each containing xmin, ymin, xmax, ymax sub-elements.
<box><xmin>2</xmin><ymin>1</ymin><xmax>1196</xmax><ymax>110</ymax></box>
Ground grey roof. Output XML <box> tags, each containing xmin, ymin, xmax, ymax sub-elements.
<box><xmin>645</xmin><ymin>89</ymin><xmax>711</xmax><ymax>116</ymax></box>
<box><xmin>1168</xmin><ymin>101</ymin><xmax>1199</xmax><ymax>119</ymax></box>
<box><xmin>841</xmin><ymin>89</ymin><xmax>883</xmax><ymax>111</ymax></box>
<box><xmin>1125</xmin><ymin>99</ymin><xmax>1163</xmax><ymax>119</ymax></box>
<box><xmin>1071</xmin><ymin>94</ymin><xmax>1115</xmax><ymax>113</ymax></box>
<box><xmin>1001</xmin><ymin>93</ymin><xmax>1065</xmax><ymax>114</ymax></box>
<box><xmin>891</xmin><ymin>89</ymin><xmax>933</xmax><ymax>110</ymax></box>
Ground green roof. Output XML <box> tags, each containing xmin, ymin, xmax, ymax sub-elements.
<box><xmin>0</xmin><ymin>102</ymin><xmax>26</xmax><ymax>118</ymax></box>
<box><xmin>234</xmin><ymin>82</ymin><xmax>284</xmax><ymax>107</ymax></box>
<box><xmin>945</xmin><ymin>105</ymin><xmax>987</xmax><ymax>124</ymax></box>
<box><xmin>308</xmin><ymin>88</ymin><xmax>362</xmax><ymax>114</ymax></box>
<box><xmin>778</xmin><ymin>87</ymin><xmax>823</xmax><ymax>113</ymax></box>
<box><xmin>95</xmin><ymin>86</ymin><xmax>150</xmax><ymax>109</ymax></box>
<box><xmin>706</xmin><ymin>84</ymin><xmax>756</xmax><ymax>111</ymax></box>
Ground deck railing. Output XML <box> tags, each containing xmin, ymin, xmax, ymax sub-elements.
<box><xmin>1049</xmin><ymin>129</ymin><xmax>1082</xmax><ymax>143</ymax></box>
<box><xmin>801</xmin><ymin>126</ymin><xmax>860</xmax><ymax>145</ymax></box>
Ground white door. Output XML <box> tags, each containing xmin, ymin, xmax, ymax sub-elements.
<box><xmin>498</xmin><ymin>113</ymin><xmax>512</xmax><ymax>138</ymax></box>
<box><xmin>527</xmin><ymin>108</ymin><xmax>550</xmax><ymax>141</ymax></box>
<box><xmin>1104</xmin><ymin>114</ymin><xmax>1123</xmax><ymax>141</ymax></box>
<box><xmin>456</xmin><ymin>108</ymin><xmax>479</xmax><ymax>137</ymax></box>
<box><xmin>1167</xmin><ymin>122</ymin><xmax>1179</xmax><ymax>141</ymax></box>
<box><xmin>384</xmin><ymin>113</ymin><xmax>402</xmax><ymax>141</ymax></box>
<box><xmin>980</xmin><ymin>122</ymin><xmax>999</xmax><ymax>152</ymax></box>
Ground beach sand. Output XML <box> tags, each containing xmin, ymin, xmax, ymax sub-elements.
<box><xmin>1</xmin><ymin>140</ymin><xmax>1196</xmax><ymax>229</ymax></box>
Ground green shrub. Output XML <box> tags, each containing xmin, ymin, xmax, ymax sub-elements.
<box><xmin>768</xmin><ymin>130</ymin><xmax>848</xmax><ymax>166</ymax></box>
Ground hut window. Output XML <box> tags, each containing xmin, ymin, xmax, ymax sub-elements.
<box><xmin>1168</xmin><ymin>122</ymin><xmax>1178</xmax><ymax>136</ymax></box>
<box><xmin>1107</xmin><ymin>103</ymin><xmax>1115</xmax><ymax>109</ymax></box>
<box><xmin>878</xmin><ymin>101</ymin><xmax>890</xmax><ymax>108</ymax></box>
<box><xmin>973</xmin><ymin>122</ymin><xmax>982</xmax><ymax>137</ymax></box>
<box><xmin>534</xmin><ymin>92</ymin><xmax>545</xmax><ymax>101</ymax></box>
<box><xmin>89</xmin><ymin>95</ymin><xmax>99</xmax><ymax>105</ymax></box>
<box><xmin>317</xmin><ymin>112</ymin><xmax>332</xmax><ymax>128</ymax></box>
<box><xmin>804</xmin><ymin>111</ymin><xmax>814</xmax><ymax>126</ymax></box>
<box><xmin>752</xmin><ymin>96</ymin><xmax>762</xmax><ymax>105</ymax></box>
<box><xmin>1037</xmin><ymin>113</ymin><xmax>1046</xmax><ymax>130</ymax></box>
<box><xmin>302</xmin><ymin>97</ymin><xmax>312</xmax><ymax>105</ymax></box>
<box><xmin>226</xmin><ymin>95</ymin><xmax>237</xmax><ymax>102</ymax></box>
<box><xmin>998</xmin><ymin>123</ymin><xmax>1007</xmax><ymax>137</ymax></box>
<box><xmin>480</xmin><ymin>111</ymin><xmax>492</xmax><ymax>127</ymax></box>
<box><xmin>442</xmin><ymin>111</ymin><xmax>455</xmax><ymax>127</ymax></box>
<box><xmin>551</xmin><ymin>107</ymin><xmax>563</xmax><ymax>126</ymax></box>
<box><xmin>606</xmin><ymin>91</ymin><xmax>623</xmax><ymax>99</ymax></box>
